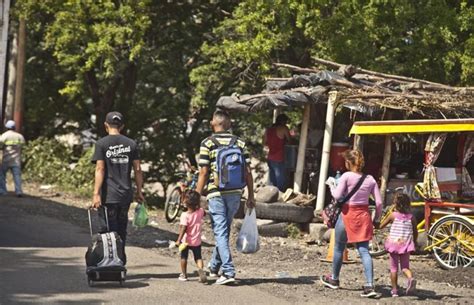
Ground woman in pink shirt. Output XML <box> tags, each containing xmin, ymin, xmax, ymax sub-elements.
<box><xmin>321</xmin><ymin>150</ymin><xmax>382</xmax><ymax>298</ymax></box>
<box><xmin>176</xmin><ymin>190</ymin><xmax>207</xmax><ymax>283</ymax></box>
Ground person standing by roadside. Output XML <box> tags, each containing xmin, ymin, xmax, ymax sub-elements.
<box><xmin>320</xmin><ymin>149</ymin><xmax>382</xmax><ymax>298</ymax></box>
<box><xmin>196</xmin><ymin>109</ymin><xmax>255</xmax><ymax>285</ymax></box>
<box><xmin>91</xmin><ymin>111</ymin><xmax>144</xmax><ymax>265</ymax></box>
<box><xmin>0</xmin><ymin>120</ymin><xmax>25</xmax><ymax>197</ymax></box>
<box><xmin>263</xmin><ymin>114</ymin><xmax>290</xmax><ymax>191</ymax></box>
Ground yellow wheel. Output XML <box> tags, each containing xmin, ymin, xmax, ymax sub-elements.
<box><xmin>427</xmin><ymin>215</ymin><xmax>473</xmax><ymax>269</ymax></box>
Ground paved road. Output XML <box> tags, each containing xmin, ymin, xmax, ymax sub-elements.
<box><xmin>0</xmin><ymin>200</ymin><xmax>289</xmax><ymax>305</ymax></box>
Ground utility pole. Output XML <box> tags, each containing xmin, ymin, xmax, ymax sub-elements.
<box><xmin>13</xmin><ymin>17</ymin><xmax>25</xmax><ymax>132</ymax></box>
<box><xmin>0</xmin><ymin>0</ymin><xmax>12</xmax><ymax>125</ymax></box>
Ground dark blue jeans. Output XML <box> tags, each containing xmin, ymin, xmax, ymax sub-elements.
<box><xmin>268</xmin><ymin>160</ymin><xmax>286</xmax><ymax>191</ymax></box>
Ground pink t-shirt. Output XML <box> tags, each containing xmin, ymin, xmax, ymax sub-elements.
<box><xmin>330</xmin><ymin>171</ymin><xmax>383</xmax><ymax>219</ymax></box>
<box><xmin>179</xmin><ymin>208</ymin><xmax>205</xmax><ymax>246</ymax></box>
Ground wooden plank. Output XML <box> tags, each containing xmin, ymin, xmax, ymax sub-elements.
<box><xmin>293</xmin><ymin>104</ymin><xmax>311</xmax><ymax>192</ymax></box>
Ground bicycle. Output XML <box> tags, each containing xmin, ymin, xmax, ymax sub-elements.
<box><xmin>164</xmin><ymin>168</ymin><xmax>198</xmax><ymax>223</ymax></box>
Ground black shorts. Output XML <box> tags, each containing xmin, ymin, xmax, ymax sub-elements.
<box><xmin>180</xmin><ymin>245</ymin><xmax>202</xmax><ymax>261</ymax></box>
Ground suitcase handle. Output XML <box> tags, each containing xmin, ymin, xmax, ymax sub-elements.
<box><xmin>88</xmin><ymin>206</ymin><xmax>109</xmax><ymax>237</ymax></box>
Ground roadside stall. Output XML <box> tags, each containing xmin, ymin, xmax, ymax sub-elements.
<box><xmin>216</xmin><ymin>57</ymin><xmax>474</xmax><ymax>227</ymax></box>
<box><xmin>350</xmin><ymin>119</ymin><xmax>474</xmax><ymax>269</ymax></box>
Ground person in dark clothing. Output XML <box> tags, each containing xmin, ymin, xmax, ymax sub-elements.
<box><xmin>91</xmin><ymin>111</ymin><xmax>144</xmax><ymax>265</ymax></box>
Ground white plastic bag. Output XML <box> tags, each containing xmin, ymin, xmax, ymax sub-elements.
<box><xmin>236</xmin><ymin>209</ymin><xmax>259</xmax><ymax>254</ymax></box>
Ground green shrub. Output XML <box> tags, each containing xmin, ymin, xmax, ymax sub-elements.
<box><xmin>23</xmin><ymin>137</ymin><xmax>94</xmax><ymax>196</ymax></box>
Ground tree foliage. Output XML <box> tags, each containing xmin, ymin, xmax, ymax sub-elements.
<box><xmin>14</xmin><ymin>0</ymin><xmax>473</xmax><ymax>192</ymax></box>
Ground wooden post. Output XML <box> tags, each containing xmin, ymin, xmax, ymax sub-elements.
<box><xmin>5</xmin><ymin>31</ymin><xmax>17</xmax><ymax>120</ymax></box>
<box><xmin>273</xmin><ymin>108</ymin><xmax>281</xmax><ymax>124</ymax></box>
<box><xmin>293</xmin><ymin>104</ymin><xmax>310</xmax><ymax>192</ymax></box>
<box><xmin>380</xmin><ymin>134</ymin><xmax>392</xmax><ymax>204</ymax></box>
<box><xmin>315</xmin><ymin>91</ymin><xmax>338</xmax><ymax>212</ymax></box>
<box><xmin>353</xmin><ymin>134</ymin><xmax>364</xmax><ymax>151</ymax></box>
<box><xmin>13</xmin><ymin>18</ymin><xmax>26</xmax><ymax>132</ymax></box>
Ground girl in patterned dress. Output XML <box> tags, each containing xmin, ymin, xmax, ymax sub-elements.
<box><xmin>380</xmin><ymin>193</ymin><xmax>418</xmax><ymax>297</ymax></box>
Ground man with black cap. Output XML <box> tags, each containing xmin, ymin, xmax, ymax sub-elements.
<box><xmin>91</xmin><ymin>111</ymin><xmax>144</xmax><ymax>264</ymax></box>
<box><xmin>0</xmin><ymin>120</ymin><xmax>25</xmax><ymax>196</ymax></box>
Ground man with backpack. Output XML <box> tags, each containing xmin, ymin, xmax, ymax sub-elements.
<box><xmin>91</xmin><ymin>111</ymin><xmax>144</xmax><ymax>265</ymax></box>
<box><xmin>196</xmin><ymin>109</ymin><xmax>255</xmax><ymax>285</ymax></box>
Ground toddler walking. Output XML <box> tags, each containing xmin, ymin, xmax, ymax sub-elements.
<box><xmin>176</xmin><ymin>190</ymin><xmax>207</xmax><ymax>283</ymax></box>
<box><xmin>379</xmin><ymin>193</ymin><xmax>418</xmax><ymax>297</ymax></box>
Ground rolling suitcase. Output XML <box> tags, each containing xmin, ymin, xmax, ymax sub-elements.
<box><xmin>85</xmin><ymin>207</ymin><xmax>127</xmax><ymax>287</ymax></box>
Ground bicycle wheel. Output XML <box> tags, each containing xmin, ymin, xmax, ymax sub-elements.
<box><xmin>165</xmin><ymin>186</ymin><xmax>182</xmax><ymax>222</ymax></box>
<box><xmin>428</xmin><ymin>215</ymin><xmax>473</xmax><ymax>270</ymax></box>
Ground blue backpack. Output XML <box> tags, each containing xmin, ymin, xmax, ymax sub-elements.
<box><xmin>210</xmin><ymin>136</ymin><xmax>247</xmax><ymax>191</ymax></box>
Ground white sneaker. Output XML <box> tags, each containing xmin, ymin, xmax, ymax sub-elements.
<box><xmin>178</xmin><ymin>273</ymin><xmax>188</xmax><ymax>281</ymax></box>
<box><xmin>215</xmin><ymin>275</ymin><xmax>235</xmax><ymax>285</ymax></box>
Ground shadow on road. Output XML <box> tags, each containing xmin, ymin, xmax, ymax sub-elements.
<box><xmin>0</xmin><ymin>194</ymin><xmax>184</xmax><ymax>248</ymax></box>
<box><xmin>238</xmin><ymin>275</ymin><xmax>318</xmax><ymax>286</ymax></box>
<box><xmin>0</xmin><ymin>248</ymin><xmax>106</xmax><ymax>304</ymax></box>
<box><xmin>376</xmin><ymin>285</ymin><xmax>463</xmax><ymax>301</ymax></box>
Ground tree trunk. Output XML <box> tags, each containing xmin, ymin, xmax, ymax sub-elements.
<box><xmin>85</xmin><ymin>70</ymin><xmax>122</xmax><ymax>137</ymax></box>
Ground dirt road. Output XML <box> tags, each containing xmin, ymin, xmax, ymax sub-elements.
<box><xmin>0</xmin><ymin>187</ymin><xmax>472</xmax><ymax>304</ymax></box>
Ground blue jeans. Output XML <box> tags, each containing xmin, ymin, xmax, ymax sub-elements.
<box><xmin>208</xmin><ymin>193</ymin><xmax>241</xmax><ymax>277</ymax></box>
<box><xmin>332</xmin><ymin>214</ymin><xmax>374</xmax><ymax>286</ymax></box>
<box><xmin>0</xmin><ymin>164</ymin><xmax>22</xmax><ymax>195</ymax></box>
<box><xmin>268</xmin><ymin>160</ymin><xmax>286</xmax><ymax>191</ymax></box>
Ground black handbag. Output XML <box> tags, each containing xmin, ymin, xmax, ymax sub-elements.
<box><xmin>322</xmin><ymin>174</ymin><xmax>367</xmax><ymax>228</ymax></box>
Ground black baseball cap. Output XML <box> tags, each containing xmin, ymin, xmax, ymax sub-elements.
<box><xmin>105</xmin><ymin>111</ymin><xmax>124</xmax><ymax>126</ymax></box>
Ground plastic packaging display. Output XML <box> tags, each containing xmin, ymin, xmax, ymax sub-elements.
<box><xmin>133</xmin><ymin>203</ymin><xmax>149</xmax><ymax>227</ymax></box>
<box><xmin>236</xmin><ymin>209</ymin><xmax>260</xmax><ymax>254</ymax></box>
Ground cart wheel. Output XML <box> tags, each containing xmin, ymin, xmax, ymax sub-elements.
<box><xmin>428</xmin><ymin>215</ymin><xmax>474</xmax><ymax>270</ymax></box>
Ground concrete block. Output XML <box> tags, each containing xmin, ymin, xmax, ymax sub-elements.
<box><xmin>322</xmin><ymin>228</ymin><xmax>333</xmax><ymax>242</ymax></box>
<box><xmin>309</xmin><ymin>223</ymin><xmax>329</xmax><ymax>241</ymax></box>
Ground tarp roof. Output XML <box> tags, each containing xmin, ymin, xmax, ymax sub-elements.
<box><xmin>216</xmin><ymin>60</ymin><xmax>474</xmax><ymax>119</ymax></box>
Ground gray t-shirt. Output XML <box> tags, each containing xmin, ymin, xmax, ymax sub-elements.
<box><xmin>92</xmin><ymin>134</ymin><xmax>140</xmax><ymax>205</ymax></box>
<box><xmin>0</xmin><ymin>130</ymin><xmax>25</xmax><ymax>167</ymax></box>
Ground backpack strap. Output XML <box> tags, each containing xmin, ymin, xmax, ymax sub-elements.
<box><xmin>209</xmin><ymin>136</ymin><xmax>221</xmax><ymax>148</ymax></box>
<box><xmin>228</xmin><ymin>135</ymin><xmax>238</xmax><ymax>147</ymax></box>
<box><xmin>338</xmin><ymin>174</ymin><xmax>367</xmax><ymax>206</ymax></box>
<box><xmin>209</xmin><ymin>135</ymin><xmax>238</xmax><ymax>147</ymax></box>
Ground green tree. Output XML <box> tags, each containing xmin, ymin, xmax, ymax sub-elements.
<box><xmin>191</xmin><ymin>0</ymin><xmax>473</xmax><ymax>110</ymax></box>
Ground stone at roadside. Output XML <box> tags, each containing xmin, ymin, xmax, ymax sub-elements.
<box><xmin>322</xmin><ymin>228</ymin><xmax>332</xmax><ymax>242</ymax></box>
<box><xmin>309</xmin><ymin>223</ymin><xmax>329</xmax><ymax>242</ymax></box>
<box><xmin>256</xmin><ymin>186</ymin><xmax>280</xmax><ymax>203</ymax></box>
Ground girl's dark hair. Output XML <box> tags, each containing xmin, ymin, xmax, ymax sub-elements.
<box><xmin>393</xmin><ymin>193</ymin><xmax>411</xmax><ymax>213</ymax></box>
<box><xmin>184</xmin><ymin>190</ymin><xmax>201</xmax><ymax>211</ymax></box>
